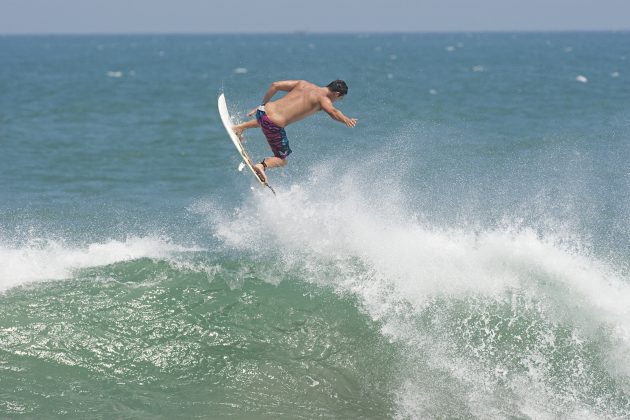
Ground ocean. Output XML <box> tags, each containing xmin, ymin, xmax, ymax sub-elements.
<box><xmin>1</xmin><ymin>32</ymin><xmax>629</xmax><ymax>418</ymax></box>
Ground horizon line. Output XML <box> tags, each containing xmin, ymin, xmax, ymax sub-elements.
<box><xmin>2</xmin><ymin>29</ymin><xmax>630</xmax><ymax>37</ymax></box>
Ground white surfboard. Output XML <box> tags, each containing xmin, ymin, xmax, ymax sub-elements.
<box><xmin>217</xmin><ymin>93</ymin><xmax>275</xmax><ymax>195</ymax></box>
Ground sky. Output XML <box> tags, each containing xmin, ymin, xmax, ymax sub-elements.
<box><xmin>1</xmin><ymin>0</ymin><xmax>629</xmax><ymax>34</ymax></box>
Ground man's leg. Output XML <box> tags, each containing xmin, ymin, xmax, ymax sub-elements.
<box><xmin>233</xmin><ymin>119</ymin><xmax>259</xmax><ymax>139</ymax></box>
<box><xmin>254</xmin><ymin>157</ymin><xmax>286</xmax><ymax>183</ymax></box>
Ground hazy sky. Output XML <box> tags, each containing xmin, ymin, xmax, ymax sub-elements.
<box><xmin>1</xmin><ymin>0</ymin><xmax>629</xmax><ymax>34</ymax></box>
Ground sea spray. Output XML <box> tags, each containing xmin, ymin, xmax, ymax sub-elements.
<box><xmin>205</xmin><ymin>162</ymin><xmax>630</xmax><ymax>418</ymax></box>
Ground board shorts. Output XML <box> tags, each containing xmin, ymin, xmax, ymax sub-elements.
<box><xmin>256</xmin><ymin>106</ymin><xmax>292</xmax><ymax>159</ymax></box>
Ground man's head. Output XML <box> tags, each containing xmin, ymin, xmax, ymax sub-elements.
<box><xmin>327</xmin><ymin>80</ymin><xmax>348</xmax><ymax>100</ymax></box>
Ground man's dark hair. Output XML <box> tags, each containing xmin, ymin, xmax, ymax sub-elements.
<box><xmin>327</xmin><ymin>80</ymin><xmax>348</xmax><ymax>96</ymax></box>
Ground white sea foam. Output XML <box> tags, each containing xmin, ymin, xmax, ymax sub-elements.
<box><xmin>213</xmin><ymin>177</ymin><xmax>629</xmax><ymax>328</ymax></box>
<box><xmin>233</xmin><ymin>67</ymin><xmax>248</xmax><ymax>74</ymax></box>
<box><xmin>0</xmin><ymin>236</ymin><xmax>199</xmax><ymax>291</ymax></box>
<box><xmin>576</xmin><ymin>75</ymin><xmax>588</xmax><ymax>83</ymax></box>
<box><xmin>207</xmin><ymin>161</ymin><xmax>630</xmax><ymax>418</ymax></box>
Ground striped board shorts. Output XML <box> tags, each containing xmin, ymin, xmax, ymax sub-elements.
<box><xmin>256</xmin><ymin>106</ymin><xmax>292</xmax><ymax>159</ymax></box>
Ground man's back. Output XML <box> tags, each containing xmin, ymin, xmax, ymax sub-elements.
<box><xmin>264</xmin><ymin>81</ymin><xmax>325</xmax><ymax>127</ymax></box>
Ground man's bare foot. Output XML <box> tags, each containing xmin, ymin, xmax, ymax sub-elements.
<box><xmin>232</xmin><ymin>126</ymin><xmax>243</xmax><ymax>141</ymax></box>
<box><xmin>253</xmin><ymin>163</ymin><xmax>267</xmax><ymax>183</ymax></box>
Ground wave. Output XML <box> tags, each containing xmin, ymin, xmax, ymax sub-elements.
<box><xmin>200</xmin><ymin>162</ymin><xmax>630</xmax><ymax>418</ymax></box>
<box><xmin>0</xmin><ymin>235</ymin><xmax>202</xmax><ymax>292</ymax></box>
<box><xmin>3</xmin><ymin>159</ymin><xmax>627</xmax><ymax>417</ymax></box>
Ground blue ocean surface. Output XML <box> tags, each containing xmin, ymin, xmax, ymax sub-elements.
<box><xmin>1</xmin><ymin>32</ymin><xmax>629</xmax><ymax>418</ymax></box>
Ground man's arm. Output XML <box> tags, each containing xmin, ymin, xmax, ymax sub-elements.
<box><xmin>261</xmin><ymin>80</ymin><xmax>300</xmax><ymax>104</ymax></box>
<box><xmin>320</xmin><ymin>97</ymin><xmax>357</xmax><ymax>128</ymax></box>
<box><xmin>248</xmin><ymin>80</ymin><xmax>301</xmax><ymax>116</ymax></box>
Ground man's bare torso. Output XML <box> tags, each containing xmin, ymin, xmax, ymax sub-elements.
<box><xmin>263</xmin><ymin>81</ymin><xmax>325</xmax><ymax>127</ymax></box>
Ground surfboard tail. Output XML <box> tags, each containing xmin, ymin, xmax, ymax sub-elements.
<box><xmin>265</xmin><ymin>183</ymin><xmax>276</xmax><ymax>195</ymax></box>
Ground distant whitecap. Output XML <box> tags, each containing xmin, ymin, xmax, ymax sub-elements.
<box><xmin>389</xmin><ymin>54</ymin><xmax>397</xmax><ymax>60</ymax></box>
<box><xmin>107</xmin><ymin>71</ymin><xmax>123</xmax><ymax>78</ymax></box>
<box><xmin>576</xmin><ymin>75</ymin><xmax>588</xmax><ymax>83</ymax></box>
<box><xmin>472</xmin><ymin>65</ymin><xmax>484</xmax><ymax>72</ymax></box>
<box><xmin>233</xmin><ymin>67</ymin><xmax>248</xmax><ymax>74</ymax></box>
<box><xmin>429</xmin><ymin>89</ymin><xmax>438</xmax><ymax>95</ymax></box>
<box><xmin>445</xmin><ymin>46</ymin><xmax>455</xmax><ymax>52</ymax></box>
<box><xmin>611</xmin><ymin>72</ymin><xmax>620</xmax><ymax>78</ymax></box>
<box><xmin>387</xmin><ymin>73</ymin><xmax>394</xmax><ymax>79</ymax></box>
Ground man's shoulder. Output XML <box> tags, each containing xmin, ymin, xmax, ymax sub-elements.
<box><xmin>297</xmin><ymin>80</ymin><xmax>319</xmax><ymax>89</ymax></box>
<box><xmin>295</xmin><ymin>81</ymin><xmax>325</xmax><ymax>99</ymax></box>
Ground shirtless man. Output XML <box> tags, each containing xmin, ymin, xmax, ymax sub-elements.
<box><xmin>233</xmin><ymin>79</ymin><xmax>357</xmax><ymax>182</ymax></box>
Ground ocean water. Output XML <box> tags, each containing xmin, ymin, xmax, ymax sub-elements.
<box><xmin>1</xmin><ymin>32</ymin><xmax>629</xmax><ymax>418</ymax></box>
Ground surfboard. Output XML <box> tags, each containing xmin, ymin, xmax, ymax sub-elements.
<box><xmin>217</xmin><ymin>93</ymin><xmax>275</xmax><ymax>195</ymax></box>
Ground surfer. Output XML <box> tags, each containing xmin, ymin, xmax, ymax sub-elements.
<box><xmin>232</xmin><ymin>80</ymin><xmax>357</xmax><ymax>182</ymax></box>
